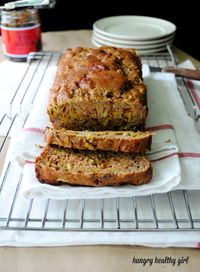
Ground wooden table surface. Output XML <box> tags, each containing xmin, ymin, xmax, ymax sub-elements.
<box><xmin>0</xmin><ymin>30</ymin><xmax>200</xmax><ymax>272</ymax></box>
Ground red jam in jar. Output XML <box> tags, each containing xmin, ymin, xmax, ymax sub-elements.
<box><xmin>1</xmin><ymin>8</ymin><xmax>42</xmax><ymax>61</ymax></box>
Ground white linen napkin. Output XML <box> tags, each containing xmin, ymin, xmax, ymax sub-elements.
<box><xmin>15</xmin><ymin>66</ymin><xmax>200</xmax><ymax>198</ymax></box>
<box><xmin>11</xmin><ymin>62</ymin><xmax>200</xmax><ymax>199</ymax></box>
<box><xmin>0</xmin><ymin>230</ymin><xmax>199</xmax><ymax>247</ymax></box>
<box><xmin>9</xmin><ymin>64</ymin><xmax>184</xmax><ymax>199</ymax></box>
<box><xmin>145</xmin><ymin>72</ymin><xmax>200</xmax><ymax>191</ymax></box>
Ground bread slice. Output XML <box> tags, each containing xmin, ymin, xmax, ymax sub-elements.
<box><xmin>35</xmin><ymin>145</ymin><xmax>152</xmax><ymax>186</ymax></box>
<box><xmin>44</xmin><ymin>127</ymin><xmax>153</xmax><ymax>153</ymax></box>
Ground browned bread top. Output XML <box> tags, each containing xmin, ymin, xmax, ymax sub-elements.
<box><xmin>47</xmin><ymin>46</ymin><xmax>147</xmax><ymax>131</ymax></box>
<box><xmin>35</xmin><ymin>145</ymin><xmax>152</xmax><ymax>186</ymax></box>
<box><xmin>45</xmin><ymin>127</ymin><xmax>153</xmax><ymax>153</ymax></box>
<box><xmin>49</xmin><ymin>46</ymin><xmax>143</xmax><ymax>101</ymax></box>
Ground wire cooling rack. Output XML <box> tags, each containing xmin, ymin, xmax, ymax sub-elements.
<box><xmin>0</xmin><ymin>48</ymin><xmax>200</xmax><ymax>232</ymax></box>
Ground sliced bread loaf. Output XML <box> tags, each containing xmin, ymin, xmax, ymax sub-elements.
<box><xmin>44</xmin><ymin>127</ymin><xmax>153</xmax><ymax>153</ymax></box>
<box><xmin>35</xmin><ymin>145</ymin><xmax>152</xmax><ymax>186</ymax></box>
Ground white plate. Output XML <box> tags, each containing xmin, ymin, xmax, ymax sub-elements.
<box><xmin>93</xmin><ymin>16</ymin><xmax>176</xmax><ymax>40</ymax></box>
<box><xmin>93</xmin><ymin>29</ymin><xmax>175</xmax><ymax>45</ymax></box>
<box><xmin>92</xmin><ymin>38</ymin><xmax>168</xmax><ymax>55</ymax></box>
<box><xmin>92</xmin><ymin>34</ymin><xmax>173</xmax><ymax>50</ymax></box>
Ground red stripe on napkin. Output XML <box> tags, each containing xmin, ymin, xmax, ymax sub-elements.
<box><xmin>150</xmin><ymin>153</ymin><xmax>178</xmax><ymax>162</ymax></box>
<box><xmin>146</xmin><ymin>124</ymin><xmax>174</xmax><ymax>131</ymax></box>
<box><xmin>23</xmin><ymin>127</ymin><xmax>45</xmax><ymax>134</ymax></box>
<box><xmin>197</xmin><ymin>242</ymin><xmax>200</xmax><ymax>249</ymax></box>
<box><xmin>151</xmin><ymin>152</ymin><xmax>200</xmax><ymax>162</ymax></box>
<box><xmin>187</xmin><ymin>80</ymin><xmax>200</xmax><ymax>109</ymax></box>
<box><xmin>25</xmin><ymin>160</ymin><xmax>35</xmax><ymax>164</ymax></box>
<box><xmin>178</xmin><ymin>152</ymin><xmax>200</xmax><ymax>158</ymax></box>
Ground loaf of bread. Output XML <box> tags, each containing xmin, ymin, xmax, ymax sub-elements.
<box><xmin>44</xmin><ymin>127</ymin><xmax>153</xmax><ymax>153</ymax></box>
<box><xmin>47</xmin><ymin>46</ymin><xmax>148</xmax><ymax>131</ymax></box>
<box><xmin>35</xmin><ymin>145</ymin><xmax>152</xmax><ymax>186</ymax></box>
<box><xmin>35</xmin><ymin>46</ymin><xmax>153</xmax><ymax>188</ymax></box>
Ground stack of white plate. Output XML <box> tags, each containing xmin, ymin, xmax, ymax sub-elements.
<box><xmin>92</xmin><ymin>16</ymin><xmax>176</xmax><ymax>55</ymax></box>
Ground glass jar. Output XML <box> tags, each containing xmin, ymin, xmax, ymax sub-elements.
<box><xmin>1</xmin><ymin>8</ymin><xmax>42</xmax><ymax>61</ymax></box>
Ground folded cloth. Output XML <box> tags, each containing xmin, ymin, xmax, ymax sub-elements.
<box><xmin>7</xmin><ymin>61</ymin><xmax>200</xmax><ymax>200</ymax></box>
<box><xmin>145</xmin><ymin>71</ymin><xmax>200</xmax><ymax>191</ymax></box>
<box><xmin>0</xmin><ymin>227</ymin><xmax>200</xmax><ymax>247</ymax></box>
<box><xmin>0</xmin><ymin>230</ymin><xmax>199</xmax><ymax>247</ymax></box>
<box><xmin>9</xmin><ymin>64</ymin><xmax>183</xmax><ymax>199</ymax></box>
